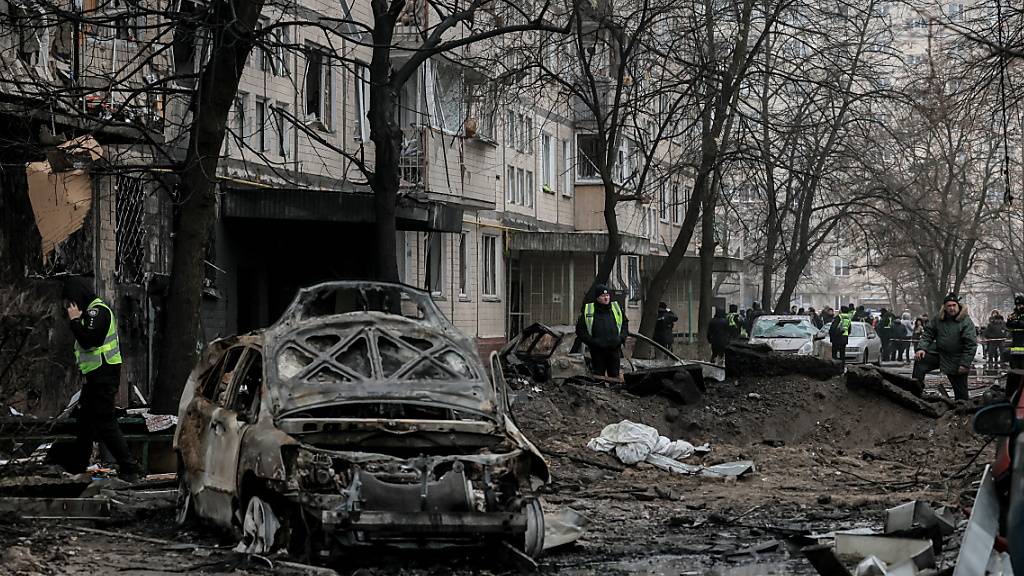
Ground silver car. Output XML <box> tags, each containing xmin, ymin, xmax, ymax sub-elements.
<box><xmin>749</xmin><ymin>315</ymin><xmax>819</xmax><ymax>355</ymax></box>
<box><xmin>814</xmin><ymin>321</ymin><xmax>883</xmax><ymax>364</ymax></box>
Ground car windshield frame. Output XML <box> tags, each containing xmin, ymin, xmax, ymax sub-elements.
<box><xmin>850</xmin><ymin>323</ymin><xmax>867</xmax><ymax>338</ymax></box>
<box><xmin>751</xmin><ymin>317</ymin><xmax>817</xmax><ymax>339</ymax></box>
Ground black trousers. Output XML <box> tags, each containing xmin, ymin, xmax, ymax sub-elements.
<box><xmin>987</xmin><ymin>342</ymin><xmax>1002</xmax><ymax>364</ymax></box>
<box><xmin>831</xmin><ymin>338</ymin><xmax>847</xmax><ymax>362</ymax></box>
<box><xmin>590</xmin><ymin>348</ymin><xmax>621</xmax><ymax>377</ymax></box>
<box><xmin>912</xmin><ymin>353</ymin><xmax>969</xmax><ymax>401</ymax></box>
<box><xmin>70</xmin><ymin>364</ymin><xmax>138</xmax><ymax>475</ymax></box>
<box><xmin>710</xmin><ymin>344</ymin><xmax>727</xmax><ymax>363</ymax></box>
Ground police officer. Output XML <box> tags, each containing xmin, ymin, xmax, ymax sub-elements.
<box><xmin>576</xmin><ymin>284</ymin><xmax>628</xmax><ymax>378</ymax></box>
<box><xmin>830</xmin><ymin>305</ymin><xmax>853</xmax><ymax>363</ymax></box>
<box><xmin>62</xmin><ymin>277</ymin><xmax>140</xmax><ymax>483</ymax></box>
<box><xmin>726</xmin><ymin>304</ymin><xmax>743</xmax><ymax>340</ymax></box>
<box><xmin>654</xmin><ymin>302</ymin><xmax>678</xmax><ymax>349</ymax></box>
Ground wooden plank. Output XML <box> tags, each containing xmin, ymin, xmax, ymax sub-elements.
<box><xmin>0</xmin><ymin>497</ymin><xmax>111</xmax><ymax>519</ymax></box>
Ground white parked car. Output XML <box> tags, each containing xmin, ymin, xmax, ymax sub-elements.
<box><xmin>749</xmin><ymin>315</ymin><xmax>819</xmax><ymax>355</ymax></box>
<box><xmin>814</xmin><ymin>321</ymin><xmax>883</xmax><ymax>364</ymax></box>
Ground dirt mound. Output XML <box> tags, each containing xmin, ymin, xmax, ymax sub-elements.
<box><xmin>512</xmin><ymin>373</ymin><xmax>978</xmax><ymax>473</ymax></box>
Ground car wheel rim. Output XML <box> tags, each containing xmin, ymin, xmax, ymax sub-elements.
<box><xmin>522</xmin><ymin>497</ymin><xmax>545</xmax><ymax>558</ymax></box>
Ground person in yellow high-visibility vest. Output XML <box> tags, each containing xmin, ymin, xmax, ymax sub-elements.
<box><xmin>575</xmin><ymin>284</ymin><xmax>628</xmax><ymax>378</ymax></box>
<box><xmin>62</xmin><ymin>277</ymin><xmax>140</xmax><ymax>483</ymax></box>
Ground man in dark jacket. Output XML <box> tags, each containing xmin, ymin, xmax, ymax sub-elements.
<box><xmin>853</xmin><ymin>305</ymin><xmax>869</xmax><ymax>323</ymax></box>
<box><xmin>62</xmin><ymin>277</ymin><xmax>140</xmax><ymax>482</ymax></box>
<box><xmin>576</xmin><ymin>284</ymin><xmax>628</xmax><ymax>378</ymax></box>
<box><xmin>877</xmin><ymin>308</ymin><xmax>894</xmax><ymax>363</ymax></box>
<box><xmin>653</xmin><ymin>302</ymin><xmax>678</xmax><ymax>350</ymax></box>
<box><xmin>914</xmin><ymin>293</ymin><xmax>978</xmax><ymax>401</ymax></box>
<box><xmin>707</xmin><ymin>309</ymin><xmax>731</xmax><ymax>363</ymax></box>
<box><xmin>983</xmin><ymin>309</ymin><xmax>1007</xmax><ymax>367</ymax></box>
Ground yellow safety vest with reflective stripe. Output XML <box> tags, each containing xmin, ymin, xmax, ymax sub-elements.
<box><xmin>74</xmin><ymin>298</ymin><xmax>122</xmax><ymax>374</ymax></box>
<box><xmin>839</xmin><ymin>312</ymin><xmax>853</xmax><ymax>337</ymax></box>
<box><xmin>584</xmin><ymin>301</ymin><xmax>623</xmax><ymax>335</ymax></box>
<box><xmin>727</xmin><ymin>313</ymin><xmax>738</xmax><ymax>327</ymax></box>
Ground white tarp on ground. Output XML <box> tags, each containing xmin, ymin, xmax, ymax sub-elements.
<box><xmin>586</xmin><ymin>420</ymin><xmax>700</xmax><ymax>465</ymax></box>
<box><xmin>585</xmin><ymin>420</ymin><xmax>755</xmax><ymax>477</ymax></box>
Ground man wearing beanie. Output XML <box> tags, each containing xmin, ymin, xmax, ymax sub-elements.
<box><xmin>914</xmin><ymin>292</ymin><xmax>977</xmax><ymax>401</ymax></box>
<box><xmin>576</xmin><ymin>284</ymin><xmax>628</xmax><ymax>378</ymax></box>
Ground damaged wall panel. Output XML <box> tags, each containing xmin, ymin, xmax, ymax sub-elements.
<box><xmin>25</xmin><ymin>163</ymin><xmax>93</xmax><ymax>264</ymax></box>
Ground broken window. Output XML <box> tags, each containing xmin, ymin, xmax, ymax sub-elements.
<box><xmin>659</xmin><ymin>183</ymin><xmax>668</xmax><ymax>221</ymax></box>
<box><xmin>482</xmin><ymin>235</ymin><xmax>497</xmax><ymax>296</ymax></box>
<box><xmin>228</xmin><ymin>352</ymin><xmax>262</xmax><ymax>419</ymax></box>
<box><xmin>506</xmin><ymin>109</ymin><xmax>516</xmax><ymax>148</ymax></box>
<box><xmin>432</xmin><ymin>60</ymin><xmax>464</xmax><ymax>132</ymax></box>
<box><xmin>255</xmin><ymin>18</ymin><xmax>270</xmax><ymax>71</ymax></box>
<box><xmin>305</xmin><ymin>46</ymin><xmax>332</xmax><ymax>129</ymax></box>
<box><xmin>424</xmin><ymin>233</ymin><xmax>444</xmax><ymax>295</ymax></box>
<box><xmin>13</xmin><ymin>6</ymin><xmax>41</xmax><ymax>66</ymax></box>
<box><xmin>201</xmin><ymin>347</ymin><xmax>245</xmax><ymax>402</ymax></box>
<box><xmin>577</xmin><ymin>133</ymin><xmax>601</xmax><ymax>180</ymax></box>
<box><xmin>272</xmin><ymin>25</ymin><xmax>290</xmax><ymax>76</ymax></box>
<box><xmin>525</xmin><ymin>170</ymin><xmax>534</xmax><ymax>208</ymax></box>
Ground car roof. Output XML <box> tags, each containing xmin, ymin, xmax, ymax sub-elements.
<box><xmin>755</xmin><ymin>315</ymin><xmax>812</xmax><ymax>321</ymax></box>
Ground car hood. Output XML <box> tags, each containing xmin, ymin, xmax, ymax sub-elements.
<box><xmin>264</xmin><ymin>313</ymin><xmax>497</xmax><ymax>418</ymax></box>
<box><xmin>750</xmin><ymin>337</ymin><xmax>812</xmax><ymax>350</ymax></box>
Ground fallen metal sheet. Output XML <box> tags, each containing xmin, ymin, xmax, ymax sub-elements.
<box><xmin>985</xmin><ymin>551</ymin><xmax>1015</xmax><ymax>576</ymax></box>
<box><xmin>543</xmin><ymin>508</ymin><xmax>590</xmax><ymax>550</ymax></box>
<box><xmin>885</xmin><ymin>501</ymin><xmax>955</xmax><ymax>536</ymax></box>
<box><xmin>702</xmin><ymin>460</ymin><xmax>755</xmax><ymax>478</ymax></box>
<box><xmin>835</xmin><ymin>534</ymin><xmax>935</xmax><ymax>571</ymax></box>
<box><xmin>0</xmin><ymin>497</ymin><xmax>111</xmax><ymax>519</ymax></box>
<box><xmin>954</xmin><ymin>465</ymin><xmax>1000</xmax><ymax>576</ymax></box>
<box><xmin>801</xmin><ymin>544</ymin><xmax>854</xmax><ymax>576</ymax></box>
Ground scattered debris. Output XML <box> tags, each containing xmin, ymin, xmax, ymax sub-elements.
<box><xmin>834</xmin><ymin>534</ymin><xmax>935</xmax><ymax>572</ymax></box>
<box><xmin>543</xmin><ymin>508</ymin><xmax>590</xmax><ymax>551</ymax></box>
<box><xmin>725</xmin><ymin>342</ymin><xmax>844</xmax><ymax>380</ymax></box>
<box><xmin>235</xmin><ymin>496</ymin><xmax>280</xmax><ymax>554</ymax></box>
<box><xmin>3</xmin><ymin>545</ymin><xmax>44</xmax><ymax>574</ymax></box>
<box><xmin>953</xmin><ymin>465</ymin><xmax>1000</xmax><ymax>576</ymax></box>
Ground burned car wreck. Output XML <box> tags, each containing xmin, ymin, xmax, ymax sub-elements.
<box><xmin>500</xmin><ymin>323</ymin><xmax>723</xmax><ymax>402</ymax></box>
<box><xmin>174</xmin><ymin>282</ymin><xmax>548</xmax><ymax>561</ymax></box>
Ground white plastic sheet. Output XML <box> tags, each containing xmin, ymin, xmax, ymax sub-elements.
<box><xmin>586</xmin><ymin>420</ymin><xmax>696</xmax><ymax>465</ymax></box>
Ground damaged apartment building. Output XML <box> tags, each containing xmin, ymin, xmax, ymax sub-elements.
<box><xmin>0</xmin><ymin>0</ymin><xmax>742</xmax><ymax>408</ymax></box>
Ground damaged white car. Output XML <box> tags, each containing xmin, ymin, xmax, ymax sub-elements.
<box><xmin>174</xmin><ymin>282</ymin><xmax>548</xmax><ymax>561</ymax></box>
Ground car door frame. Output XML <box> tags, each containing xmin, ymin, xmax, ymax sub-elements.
<box><xmin>196</xmin><ymin>347</ymin><xmax>262</xmax><ymax>527</ymax></box>
<box><xmin>182</xmin><ymin>345</ymin><xmax>252</xmax><ymax>527</ymax></box>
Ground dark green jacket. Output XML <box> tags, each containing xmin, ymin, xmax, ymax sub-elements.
<box><xmin>918</xmin><ymin>304</ymin><xmax>977</xmax><ymax>374</ymax></box>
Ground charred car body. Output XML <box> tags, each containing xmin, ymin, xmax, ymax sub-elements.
<box><xmin>174</xmin><ymin>282</ymin><xmax>548</xmax><ymax>559</ymax></box>
<box><xmin>500</xmin><ymin>323</ymin><xmax>723</xmax><ymax>396</ymax></box>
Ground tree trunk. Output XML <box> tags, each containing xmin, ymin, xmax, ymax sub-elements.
<box><xmin>696</xmin><ymin>190</ymin><xmax>716</xmax><ymax>340</ymax></box>
<box><xmin>369</xmin><ymin>5</ymin><xmax>401</xmax><ymax>283</ymax></box>
<box><xmin>152</xmin><ymin>0</ymin><xmax>265</xmax><ymax>414</ymax></box>
<box><xmin>596</xmin><ymin>182</ymin><xmax>620</xmax><ymax>287</ymax></box>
